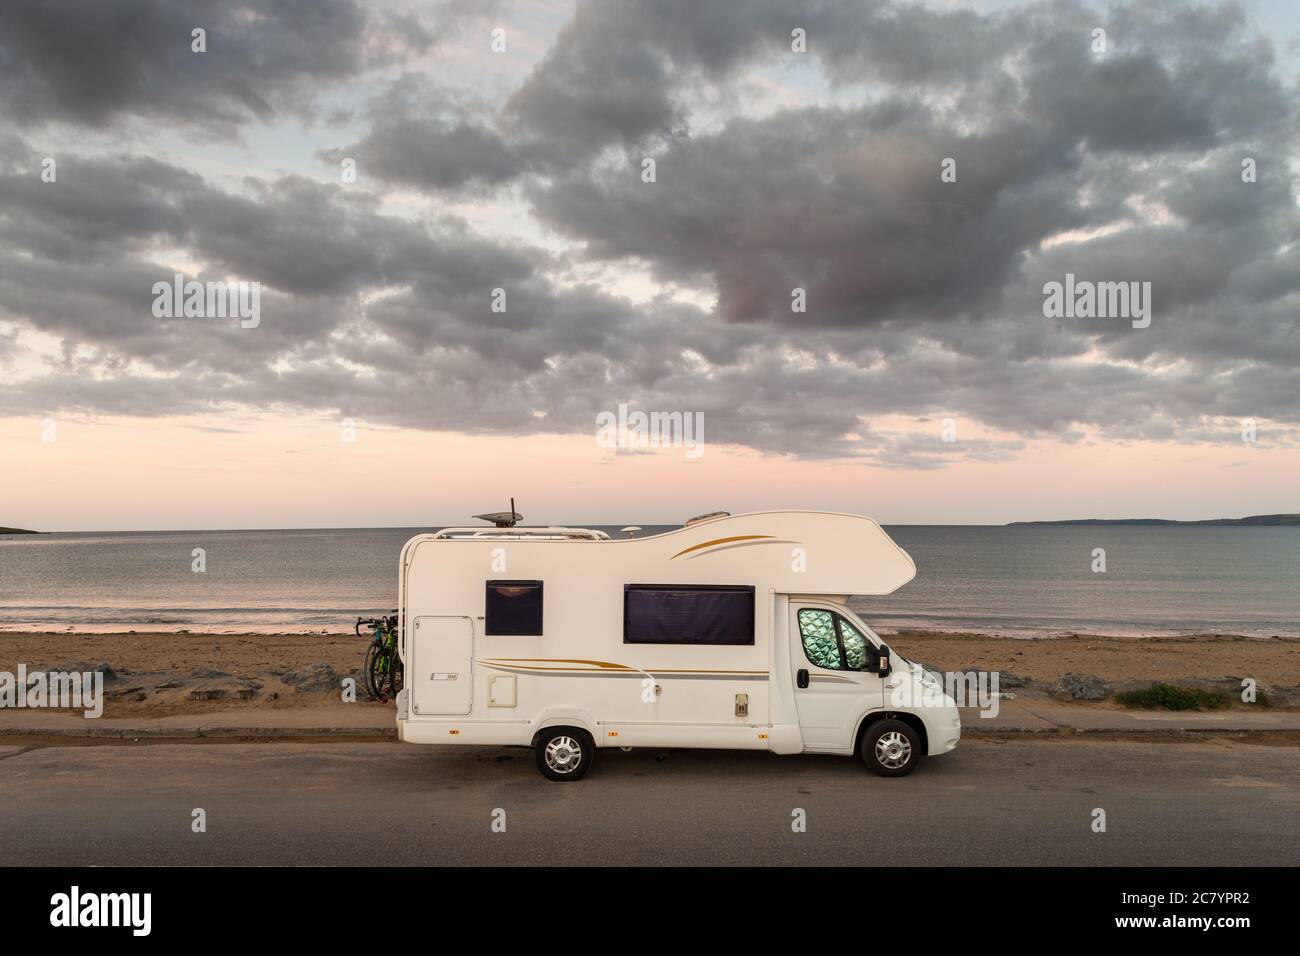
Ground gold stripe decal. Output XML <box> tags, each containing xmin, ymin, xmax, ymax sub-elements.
<box><xmin>670</xmin><ymin>534</ymin><xmax>774</xmax><ymax>559</ymax></box>
<box><xmin>484</xmin><ymin>658</ymin><xmax>634</xmax><ymax>670</ymax></box>
<box><xmin>480</xmin><ymin>659</ymin><xmax>766</xmax><ymax>675</ymax></box>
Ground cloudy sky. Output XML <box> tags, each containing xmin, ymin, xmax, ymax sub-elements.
<box><xmin>1</xmin><ymin>0</ymin><xmax>1298</xmax><ymax>531</ymax></box>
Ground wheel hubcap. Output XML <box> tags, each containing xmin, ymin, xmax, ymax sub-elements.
<box><xmin>875</xmin><ymin>731</ymin><xmax>912</xmax><ymax>769</ymax></box>
<box><xmin>545</xmin><ymin>736</ymin><xmax>582</xmax><ymax>773</ymax></box>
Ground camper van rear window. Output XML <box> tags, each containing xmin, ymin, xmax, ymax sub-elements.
<box><xmin>623</xmin><ymin>585</ymin><xmax>755</xmax><ymax>646</ymax></box>
<box><xmin>485</xmin><ymin>580</ymin><xmax>544</xmax><ymax>635</ymax></box>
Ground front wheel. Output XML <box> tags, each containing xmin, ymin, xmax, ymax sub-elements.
<box><xmin>860</xmin><ymin>719</ymin><xmax>921</xmax><ymax>777</ymax></box>
<box><xmin>535</xmin><ymin>727</ymin><xmax>593</xmax><ymax>781</ymax></box>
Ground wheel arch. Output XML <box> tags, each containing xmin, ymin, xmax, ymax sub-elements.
<box><xmin>854</xmin><ymin>709</ymin><xmax>928</xmax><ymax>756</ymax></box>
<box><xmin>530</xmin><ymin>712</ymin><xmax>597</xmax><ymax>748</ymax></box>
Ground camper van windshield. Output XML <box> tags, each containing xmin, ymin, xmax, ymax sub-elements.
<box><xmin>838</xmin><ymin>618</ymin><xmax>869</xmax><ymax>670</ymax></box>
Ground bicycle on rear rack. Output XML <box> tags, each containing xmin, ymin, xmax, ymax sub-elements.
<box><xmin>355</xmin><ymin>612</ymin><xmax>403</xmax><ymax>702</ymax></box>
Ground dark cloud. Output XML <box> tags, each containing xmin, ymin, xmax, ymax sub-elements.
<box><xmin>0</xmin><ymin>0</ymin><xmax>493</xmax><ymax>133</ymax></box>
<box><xmin>319</xmin><ymin>78</ymin><xmax>526</xmax><ymax>192</ymax></box>
<box><xmin>0</xmin><ymin>0</ymin><xmax>367</xmax><ymax>131</ymax></box>
<box><xmin>530</xmin><ymin>103</ymin><xmax>1085</xmax><ymax>327</ymax></box>
<box><xmin>325</xmin><ymin>115</ymin><xmax>523</xmax><ymax>191</ymax></box>
<box><xmin>0</xmin><ymin>155</ymin><xmax>199</xmax><ymax>262</ymax></box>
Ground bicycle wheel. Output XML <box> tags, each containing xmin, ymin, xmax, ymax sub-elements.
<box><xmin>383</xmin><ymin>631</ymin><xmax>403</xmax><ymax>696</ymax></box>
<box><xmin>388</xmin><ymin>653</ymin><xmax>403</xmax><ymax>696</ymax></box>
<box><xmin>361</xmin><ymin>641</ymin><xmax>382</xmax><ymax>700</ymax></box>
<box><xmin>368</xmin><ymin>645</ymin><xmax>397</xmax><ymax>701</ymax></box>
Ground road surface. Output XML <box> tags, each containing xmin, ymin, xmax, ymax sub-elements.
<box><xmin>1</xmin><ymin>738</ymin><xmax>1297</xmax><ymax>865</ymax></box>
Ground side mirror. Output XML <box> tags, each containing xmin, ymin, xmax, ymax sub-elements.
<box><xmin>876</xmin><ymin>647</ymin><xmax>891</xmax><ymax>677</ymax></box>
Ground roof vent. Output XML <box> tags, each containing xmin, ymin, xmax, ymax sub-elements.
<box><xmin>684</xmin><ymin>511</ymin><xmax>730</xmax><ymax>526</ymax></box>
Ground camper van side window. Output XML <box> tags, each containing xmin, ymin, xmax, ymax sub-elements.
<box><xmin>798</xmin><ymin>610</ymin><xmax>875</xmax><ymax>670</ymax></box>
<box><xmin>485</xmin><ymin>580</ymin><xmax>543</xmax><ymax>635</ymax></box>
<box><xmin>798</xmin><ymin>609</ymin><xmax>843</xmax><ymax>669</ymax></box>
<box><xmin>624</xmin><ymin>585</ymin><xmax>755</xmax><ymax>645</ymax></box>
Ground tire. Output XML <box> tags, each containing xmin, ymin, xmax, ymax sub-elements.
<box><xmin>367</xmin><ymin>645</ymin><xmax>398</xmax><ymax>701</ymax></box>
<box><xmin>360</xmin><ymin>642</ymin><xmax>381</xmax><ymax>700</ymax></box>
<box><xmin>860</xmin><ymin>718</ymin><xmax>921</xmax><ymax>777</ymax></box>
<box><xmin>534</xmin><ymin>727</ymin><xmax>593</xmax><ymax>781</ymax></box>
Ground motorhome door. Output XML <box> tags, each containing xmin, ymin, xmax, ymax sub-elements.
<box><xmin>789</xmin><ymin>604</ymin><xmax>884</xmax><ymax>751</ymax></box>
<box><xmin>411</xmin><ymin>615</ymin><xmax>474</xmax><ymax>716</ymax></box>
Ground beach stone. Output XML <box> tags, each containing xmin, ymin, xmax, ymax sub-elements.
<box><xmin>280</xmin><ymin>662</ymin><xmax>340</xmax><ymax>693</ymax></box>
<box><xmin>264</xmin><ymin>692</ymin><xmax>280</xmax><ymax>702</ymax></box>
<box><xmin>191</xmin><ymin>667</ymin><xmax>231</xmax><ymax>678</ymax></box>
<box><xmin>950</xmin><ymin>668</ymin><xmax>1028</xmax><ymax>688</ymax></box>
<box><xmin>47</xmin><ymin>661</ymin><xmax>117</xmax><ymax>680</ymax></box>
<box><xmin>231</xmin><ymin>677</ymin><xmax>262</xmax><ymax>693</ymax></box>
<box><xmin>1049</xmin><ymin>674</ymin><xmax>1112</xmax><ymax>701</ymax></box>
<box><xmin>155</xmin><ymin>679</ymin><xmax>184</xmax><ymax>689</ymax></box>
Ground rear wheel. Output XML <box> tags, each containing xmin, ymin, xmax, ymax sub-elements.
<box><xmin>367</xmin><ymin>645</ymin><xmax>400</xmax><ymax>701</ymax></box>
<box><xmin>360</xmin><ymin>642</ymin><xmax>381</xmax><ymax>700</ymax></box>
<box><xmin>535</xmin><ymin>727</ymin><xmax>593</xmax><ymax>781</ymax></box>
<box><xmin>860</xmin><ymin>718</ymin><xmax>921</xmax><ymax>777</ymax></box>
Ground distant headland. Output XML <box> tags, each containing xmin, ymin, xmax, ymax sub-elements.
<box><xmin>0</xmin><ymin>527</ymin><xmax>39</xmax><ymax>534</ymax></box>
<box><xmin>1007</xmin><ymin>514</ymin><xmax>1300</xmax><ymax>527</ymax></box>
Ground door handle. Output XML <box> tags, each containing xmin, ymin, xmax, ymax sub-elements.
<box><xmin>796</xmin><ymin>669</ymin><xmax>809</xmax><ymax>689</ymax></box>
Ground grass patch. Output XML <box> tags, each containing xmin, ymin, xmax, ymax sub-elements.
<box><xmin>1114</xmin><ymin>683</ymin><xmax>1231</xmax><ymax>711</ymax></box>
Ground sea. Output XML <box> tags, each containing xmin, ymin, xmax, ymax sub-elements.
<box><xmin>0</xmin><ymin>525</ymin><xmax>1296</xmax><ymax>638</ymax></box>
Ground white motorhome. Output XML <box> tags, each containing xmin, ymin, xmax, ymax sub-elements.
<box><xmin>395</xmin><ymin>510</ymin><xmax>959</xmax><ymax>780</ymax></box>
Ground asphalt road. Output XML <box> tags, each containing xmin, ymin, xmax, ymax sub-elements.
<box><xmin>1</xmin><ymin>738</ymin><xmax>1297</xmax><ymax>865</ymax></box>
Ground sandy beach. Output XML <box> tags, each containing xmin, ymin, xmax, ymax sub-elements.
<box><xmin>886</xmin><ymin>629</ymin><xmax>1300</xmax><ymax>687</ymax></box>
<box><xmin>2</xmin><ymin>629</ymin><xmax>1298</xmax><ymax>719</ymax></box>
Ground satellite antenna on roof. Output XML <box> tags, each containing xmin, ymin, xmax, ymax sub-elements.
<box><xmin>473</xmin><ymin>497</ymin><xmax>522</xmax><ymax>528</ymax></box>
